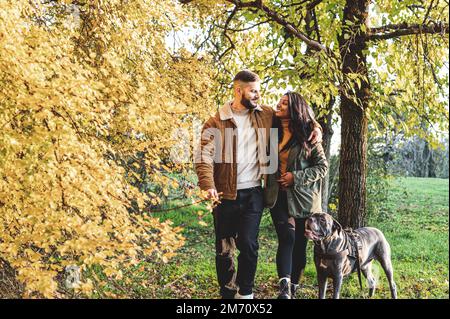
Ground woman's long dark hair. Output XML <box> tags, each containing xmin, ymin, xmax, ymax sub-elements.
<box><xmin>273</xmin><ymin>92</ymin><xmax>315</xmax><ymax>158</ymax></box>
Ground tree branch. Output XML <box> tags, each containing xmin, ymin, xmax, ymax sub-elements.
<box><xmin>306</xmin><ymin>0</ymin><xmax>324</xmax><ymax>11</ymax></box>
<box><xmin>214</xmin><ymin>19</ymin><xmax>271</xmax><ymax>32</ymax></box>
<box><xmin>217</xmin><ymin>8</ymin><xmax>238</xmax><ymax>60</ymax></box>
<box><xmin>367</xmin><ymin>21</ymin><xmax>449</xmax><ymax>41</ymax></box>
<box><xmin>422</xmin><ymin>0</ymin><xmax>436</xmax><ymax>24</ymax></box>
<box><xmin>310</xmin><ymin>8</ymin><xmax>322</xmax><ymax>43</ymax></box>
<box><xmin>422</xmin><ymin>33</ymin><xmax>444</xmax><ymax>90</ymax></box>
<box><xmin>231</xmin><ymin>0</ymin><xmax>328</xmax><ymax>52</ymax></box>
<box><xmin>277</xmin><ymin>0</ymin><xmax>323</xmax><ymax>10</ymax></box>
<box><xmin>179</xmin><ymin>0</ymin><xmax>335</xmax><ymax>60</ymax></box>
<box><xmin>192</xmin><ymin>25</ymin><xmax>214</xmax><ymax>56</ymax></box>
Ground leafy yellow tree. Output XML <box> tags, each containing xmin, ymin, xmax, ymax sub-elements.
<box><xmin>0</xmin><ymin>0</ymin><xmax>215</xmax><ymax>298</ymax></box>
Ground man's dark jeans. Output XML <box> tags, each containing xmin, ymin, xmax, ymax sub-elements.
<box><xmin>213</xmin><ymin>186</ymin><xmax>264</xmax><ymax>298</ymax></box>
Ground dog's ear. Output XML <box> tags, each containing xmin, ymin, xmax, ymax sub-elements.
<box><xmin>332</xmin><ymin>219</ymin><xmax>343</xmax><ymax>234</ymax></box>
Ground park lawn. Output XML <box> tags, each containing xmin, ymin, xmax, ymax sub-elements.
<box><xmin>91</xmin><ymin>177</ymin><xmax>448</xmax><ymax>299</ymax></box>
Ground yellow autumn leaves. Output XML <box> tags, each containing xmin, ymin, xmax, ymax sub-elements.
<box><xmin>0</xmin><ymin>0</ymin><xmax>215</xmax><ymax>298</ymax></box>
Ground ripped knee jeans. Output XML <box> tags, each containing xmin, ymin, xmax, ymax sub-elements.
<box><xmin>213</xmin><ymin>186</ymin><xmax>263</xmax><ymax>297</ymax></box>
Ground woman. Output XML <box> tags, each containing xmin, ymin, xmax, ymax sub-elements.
<box><xmin>264</xmin><ymin>92</ymin><xmax>328</xmax><ymax>299</ymax></box>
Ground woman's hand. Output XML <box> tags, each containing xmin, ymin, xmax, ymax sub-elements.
<box><xmin>277</xmin><ymin>172</ymin><xmax>294</xmax><ymax>188</ymax></box>
<box><xmin>308</xmin><ymin>127</ymin><xmax>323</xmax><ymax>144</ymax></box>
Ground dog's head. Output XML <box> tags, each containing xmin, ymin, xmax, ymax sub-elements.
<box><xmin>304</xmin><ymin>212</ymin><xmax>342</xmax><ymax>241</ymax></box>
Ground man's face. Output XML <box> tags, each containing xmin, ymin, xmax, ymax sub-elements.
<box><xmin>238</xmin><ymin>81</ymin><xmax>261</xmax><ymax>110</ymax></box>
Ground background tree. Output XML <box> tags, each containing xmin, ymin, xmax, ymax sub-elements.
<box><xmin>180</xmin><ymin>0</ymin><xmax>449</xmax><ymax>228</ymax></box>
<box><xmin>372</xmin><ymin>130</ymin><xmax>449</xmax><ymax>178</ymax></box>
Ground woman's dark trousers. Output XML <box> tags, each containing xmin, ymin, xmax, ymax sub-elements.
<box><xmin>270</xmin><ymin>190</ymin><xmax>308</xmax><ymax>284</ymax></box>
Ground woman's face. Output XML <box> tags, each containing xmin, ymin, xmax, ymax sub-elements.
<box><xmin>275</xmin><ymin>95</ymin><xmax>290</xmax><ymax>119</ymax></box>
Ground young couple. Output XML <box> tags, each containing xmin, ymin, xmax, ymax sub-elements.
<box><xmin>194</xmin><ymin>70</ymin><xmax>328</xmax><ymax>299</ymax></box>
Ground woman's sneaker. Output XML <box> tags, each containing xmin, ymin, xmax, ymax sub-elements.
<box><xmin>234</xmin><ymin>291</ymin><xmax>254</xmax><ymax>299</ymax></box>
<box><xmin>277</xmin><ymin>277</ymin><xmax>291</xmax><ymax>299</ymax></box>
<box><xmin>290</xmin><ymin>283</ymin><xmax>299</xmax><ymax>299</ymax></box>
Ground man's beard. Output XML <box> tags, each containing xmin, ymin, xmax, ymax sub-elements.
<box><xmin>241</xmin><ymin>95</ymin><xmax>258</xmax><ymax>110</ymax></box>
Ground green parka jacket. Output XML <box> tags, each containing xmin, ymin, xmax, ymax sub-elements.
<box><xmin>264</xmin><ymin>142</ymin><xmax>328</xmax><ymax>218</ymax></box>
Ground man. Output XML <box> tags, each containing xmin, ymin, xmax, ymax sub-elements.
<box><xmin>194</xmin><ymin>70</ymin><xmax>322</xmax><ymax>299</ymax></box>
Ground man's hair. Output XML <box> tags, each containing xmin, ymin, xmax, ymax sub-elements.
<box><xmin>233</xmin><ymin>70</ymin><xmax>260</xmax><ymax>83</ymax></box>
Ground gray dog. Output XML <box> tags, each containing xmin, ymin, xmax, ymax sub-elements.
<box><xmin>304</xmin><ymin>212</ymin><xmax>397</xmax><ymax>299</ymax></box>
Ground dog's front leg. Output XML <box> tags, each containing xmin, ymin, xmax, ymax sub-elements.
<box><xmin>332</xmin><ymin>273</ymin><xmax>343</xmax><ymax>299</ymax></box>
<box><xmin>317</xmin><ymin>272</ymin><xmax>328</xmax><ymax>299</ymax></box>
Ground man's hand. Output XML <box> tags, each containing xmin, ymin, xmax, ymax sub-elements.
<box><xmin>277</xmin><ymin>172</ymin><xmax>294</xmax><ymax>188</ymax></box>
<box><xmin>308</xmin><ymin>127</ymin><xmax>323</xmax><ymax>144</ymax></box>
<box><xmin>206</xmin><ymin>188</ymin><xmax>219</xmax><ymax>200</ymax></box>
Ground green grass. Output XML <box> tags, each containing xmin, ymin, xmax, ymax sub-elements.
<box><xmin>365</xmin><ymin>177</ymin><xmax>449</xmax><ymax>299</ymax></box>
<box><xmin>91</xmin><ymin>177</ymin><xmax>449</xmax><ymax>299</ymax></box>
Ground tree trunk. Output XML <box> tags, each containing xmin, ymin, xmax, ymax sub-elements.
<box><xmin>337</xmin><ymin>0</ymin><xmax>371</xmax><ymax>228</ymax></box>
<box><xmin>428</xmin><ymin>147</ymin><xmax>437</xmax><ymax>178</ymax></box>
<box><xmin>421</xmin><ymin>140</ymin><xmax>437</xmax><ymax>178</ymax></box>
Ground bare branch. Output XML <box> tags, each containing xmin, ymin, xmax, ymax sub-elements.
<box><xmin>223</xmin><ymin>0</ymin><xmax>329</xmax><ymax>53</ymax></box>
<box><xmin>367</xmin><ymin>21</ymin><xmax>449</xmax><ymax>41</ymax></box>
<box><xmin>218</xmin><ymin>33</ymin><xmax>236</xmax><ymax>60</ymax></box>
<box><xmin>306</xmin><ymin>0</ymin><xmax>324</xmax><ymax>11</ymax></box>
<box><xmin>217</xmin><ymin>8</ymin><xmax>238</xmax><ymax>60</ymax></box>
<box><xmin>276</xmin><ymin>0</ymin><xmax>310</xmax><ymax>8</ymax></box>
<box><xmin>407</xmin><ymin>4</ymin><xmax>424</xmax><ymax>20</ymax></box>
<box><xmin>407</xmin><ymin>4</ymin><xmax>426</xmax><ymax>10</ymax></box>
<box><xmin>214</xmin><ymin>19</ymin><xmax>271</xmax><ymax>32</ymax></box>
<box><xmin>179</xmin><ymin>0</ymin><xmax>335</xmax><ymax>62</ymax></box>
<box><xmin>312</xmin><ymin>8</ymin><xmax>322</xmax><ymax>43</ymax></box>
<box><xmin>276</xmin><ymin>0</ymin><xmax>323</xmax><ymax>10</ymax></box>
<box><xmin>421</xmin><ymin>33</ymin><xmax>444</xmax><ymax>91</ymax></box>
<box><xmin>192</xmin><ymin>25</ymin><xmax>214</xmax><ymax>56</ymax></box>
<box><xmin>422</xmin><ymin>0</ymin><xmax>436</xmax><ymax>24</ymax></box>
<box><xmin>272</xmin><ymin>37</ymin><xmax>288</xmax><ymax>67</ymax></box>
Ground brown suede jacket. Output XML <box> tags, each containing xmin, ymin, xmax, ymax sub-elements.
<box><xmin>194</xmin><ymin>101</ymin><xmax>321</xmax><ymax>200</ymax></box>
